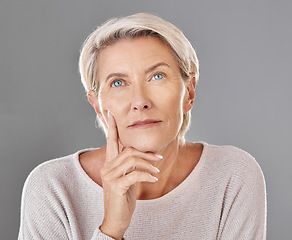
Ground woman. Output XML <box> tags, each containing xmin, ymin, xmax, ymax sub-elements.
<box><xmin>18</xmin><ymin>13</ymin><xmax>266</xmax><ymax>239</ymax></box>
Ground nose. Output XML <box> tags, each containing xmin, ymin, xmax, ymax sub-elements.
<box><xmin>131</xmin><ymin>84</ymin><xmax>152</xmax><ymax>111</ymax></box>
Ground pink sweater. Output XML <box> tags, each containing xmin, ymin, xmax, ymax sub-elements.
<box><xmin>18</xmin><ymin>142</ymin><xmax>267</xmax><ymax>239</ymax></box>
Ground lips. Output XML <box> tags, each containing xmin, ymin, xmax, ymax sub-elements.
<box><xmin>128</xmin><ymin>119</ymin><xmax>162</xmax><ymax>128</ymax></box>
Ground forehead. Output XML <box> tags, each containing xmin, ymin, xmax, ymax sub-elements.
<box><xmin>97</xmin><ymin>36</ymin><xmax>179</xmax><ymax>78</ymax></box>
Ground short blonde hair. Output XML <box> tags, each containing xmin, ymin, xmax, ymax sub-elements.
<box><xmin>79</xmin><ymin>13</ymin><xmax>199</xmax><ymax>143</ymax></box>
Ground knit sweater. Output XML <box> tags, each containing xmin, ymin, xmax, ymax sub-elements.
<box><xmin>18</xmin><ymin>142</ymin><xmax>267</xmax><ymax>239</ymax></box>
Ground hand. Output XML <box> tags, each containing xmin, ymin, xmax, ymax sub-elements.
<box><xmin>100</xmin><ymin>112</ymin><xmax>161</xmax><ymax>239</ymax></box>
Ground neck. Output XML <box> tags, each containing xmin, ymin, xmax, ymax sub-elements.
<box><xmin>135</xmin><ymin>138</ymin><xmax>187</xmax><ymax>200</ymax></box>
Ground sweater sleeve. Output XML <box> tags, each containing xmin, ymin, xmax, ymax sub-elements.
<box><xmin>18</xmin><ymin>169</ymin><xmax>72</xmax><ymax>239</ymax></box>
<box><xmin>91</xmin><ymin>228</ymin><xmax>117</xmax><ymax>240</ymax></box>
<box><xmin>18</xmin><ymin>164</ymin><xmax>115</xmax><ymax>240</ymax></box>
<box><xmin>217</xmin><ymin>156</ymin><xmax>267</xmax><ymax>240</ymax></box>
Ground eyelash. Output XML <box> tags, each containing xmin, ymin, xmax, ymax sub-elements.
<box><xmin>151</xmin><ymin>72</ymin><xmax>166</xmax><ymax>81</ymax></box>
<box><xmin>109</xmin><ymin>72</ymin><xmax>166</xmax><ymax>88</ymax></box>
<box><xmin>110</xmin><ymin>79</ymin><xmax>125</xmax><ymax>88</ymax></box>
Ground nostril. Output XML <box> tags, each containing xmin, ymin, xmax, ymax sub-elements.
<box><xmin>133</xmin><ymin>104</ymin><xmax>149</xmax><ymax>111</ymax></box>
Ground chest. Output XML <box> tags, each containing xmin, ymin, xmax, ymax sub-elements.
<box><xmin>124</xmin><ymin>191</ymin><xmax>224</xmax><ymax>240</ymax></box>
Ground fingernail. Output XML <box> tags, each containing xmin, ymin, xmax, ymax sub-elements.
<box><xmin>107</xmin><ymin>111</ymin><xmax>112</xmax><ymax>118</ymax></box>
<box><xmin>154</xmin><ymin>154</ymin><xmax>163</xmax><ymax>159</ymax></box>
<box><xmin>153</xmin><ymin>176</ymin><xmax>158</xmax><ymax>182</ymax></box>
<box><xmin>153</xmin><ymin>166</ymin><xmax>160</xmax><ymax>173</ymax></box>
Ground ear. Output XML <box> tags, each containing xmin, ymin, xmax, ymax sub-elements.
<box><xmin>183</xmin><ymin>75</ymin><xmax>196</xmax><ymax>114</ymax></box>
<box><xmin>87</xmin><ymin>90</ymin><xmax>106</xmax><ymax>125</ymax></box>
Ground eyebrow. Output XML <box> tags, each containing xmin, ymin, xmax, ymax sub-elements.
<box><xmin>144</xmin><ymin>62</ymin><xmax>171</xmax><ymax>74</ymax></box>
<box><xmin>105</xmin><ymin>62</ymin><xmax>171</xmax><ymax>82</ymax></box>
<box><xmin>105</xmin><ymin>72</ymin><xmax>128</xmax><ymax>83</ymax></box>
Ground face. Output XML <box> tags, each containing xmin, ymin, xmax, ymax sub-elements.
<box><xmin>92</xmin><ymin>36</ymin><xmax>194</xmax><ymax>152</ymax></box>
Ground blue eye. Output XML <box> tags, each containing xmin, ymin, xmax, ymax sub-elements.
<box><xmin>111</xmin><ymin>80</ymin><xmax>123</xmax><ymax>87</ymax></box>
<box><xmin>152</xmin><ymin>73</ymin><xmax>164</xmax><ymax>80</ymax></box>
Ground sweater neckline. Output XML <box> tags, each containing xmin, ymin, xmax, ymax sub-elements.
<box><xmin>74</xmin><ymin>142</ymin><xmax>208</xmax><ymax>202</ymax></box>
<box><xmin>137</xmin><ymin>141</ymin><xmax>207</xmax><ymax>204</ymax></box>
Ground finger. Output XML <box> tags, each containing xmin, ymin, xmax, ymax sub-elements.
<box><xmin>107</xmin><ymin>147</ymin><xmax>163</xmax><ymax>170</ymax></box>
<box><xmin>106</xmin><ymin>111</ymin><xmax>119</xmax><ymax>162</ymax></box>
<box><xmin>109</xmin><ymin>157</ymin><xmax>160</xmax><ymax>179</ymax></box>
<box><xmin>122</xmin><ymin>171</ymin><xmax>158</xmax><ymax>187</ymax></box>
<box><xmin>104</xmin><ymin>171</ymin><xmax>158</xmax><ymax>196</ymax></box>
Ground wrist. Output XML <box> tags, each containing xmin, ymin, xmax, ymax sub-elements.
<box><xmin>100</xmin><ymin>222</ymin><xmax>126</xmax><ymax>240</ymax></box>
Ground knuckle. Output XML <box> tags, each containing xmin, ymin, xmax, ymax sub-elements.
<box><xmin>125</xmin><ymin>147</ymin><xmax>135</xmax><ymax>157</ymax></box>
<box><xmin>132</xmin><ymin>171</ymin><xmax>139</xmax><ymax>179</ymax></box>
<box><xmin>128</xmin><ymin>156</ymin><xmax>136</xmax><ymax>166</ymax></box>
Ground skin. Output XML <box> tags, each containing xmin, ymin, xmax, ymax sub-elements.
<box><xmin>80</xmin><ymin>36</ymin><xmax>203</xmax><ymax>239</ymax></box>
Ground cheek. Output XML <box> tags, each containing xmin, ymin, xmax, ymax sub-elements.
<box><xmin>98</xmin><ymin>91</ymin><xmax>129</xmax><ymax>127</ymax></box>
<box><xmin>158</xmin><ymin>84</ymin><xmax>185</xmax><ymax>115</ymax></box>
<box><xmin>168</xmin><ymin>87</ymin><xmax>185</xmax><ymax>130</ymax></box>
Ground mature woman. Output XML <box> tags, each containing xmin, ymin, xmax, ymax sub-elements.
<box><xmin>18</xmin><ymin>13</ymin><xmax>266</xmax><ymax>239</ymax></box>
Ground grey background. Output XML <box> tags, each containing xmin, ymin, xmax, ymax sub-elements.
<box><xmin>1</xmin><ymin>0</ymin><xmax>291</xmax><ymax>239</ymax></box>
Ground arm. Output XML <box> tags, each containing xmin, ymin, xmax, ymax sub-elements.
<box><xmin>18</xmin><ymin>159</ymin><xmax>117</xmax><ymax>240</ymax></box>
<box><xmin>18</xmin><ymin>167</ymin><xmax>117</xmax><ymax>240</ymax></box>
<box><xmin>217</xmin><ymin>159</ymin><xmax>267</xmax><ymax>240</ymax></box>
<box><xmin>18</xmin><ymin>180</ymin><xmax>122</xmax><ymax>240</ymax></box>
<box><xmin>18</xmin><ymin>172</ymin><xmax>71</xmax><ymax>239</ymax></box>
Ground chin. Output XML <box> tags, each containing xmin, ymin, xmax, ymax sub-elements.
<box><xmin>120</xmin><ymin>134</ymin><xmax>176</xmax><ymax>153</ymax></box>
<box><xmin>133</xmin><ymin>142</ymin><xmax>160</xmax><ymax>153</ymax></box>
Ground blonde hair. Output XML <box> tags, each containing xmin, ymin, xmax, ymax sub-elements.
<box><xmin>79</xmin><ymin>13</ymin><xmax>199</xmax><ymax>143</ymax></box>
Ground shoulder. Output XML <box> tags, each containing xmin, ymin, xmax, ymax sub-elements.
<box><xmin>204</xmin><ymin>142</ymin><xmax>254</xmax><ymax>160</ymax></box>
<box><xmin>202</xmin><ymin>143</ymin><xmax>268</xmax><ymax>238</ymax></box>
<box><xmin>19</xmin><ymin>150</ymin><xmax>89</xmax><ymax>238</ymax></box>
<box><xmin>20</xmin><ymin>149</ymin><xmax>95</xmax><ymax>219</ymax></box>
<box><xmin>202</xmin><ymin>142</ymin><xmax>265</xmax><ymax>186</ymax></box>
<box><xmin>22</xmin><ymin>149</ymin><xmax>93</xmax><ymax>196</ymax></box>
<box><xmin>204</xmin><ymin>143</ymin><xmax>261</xmax><ymax>171</ymax></box>
<box><xmin>26</xmin><ymin>152</ymin><xmax>76</xmax><ymax>184</ymax></box>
